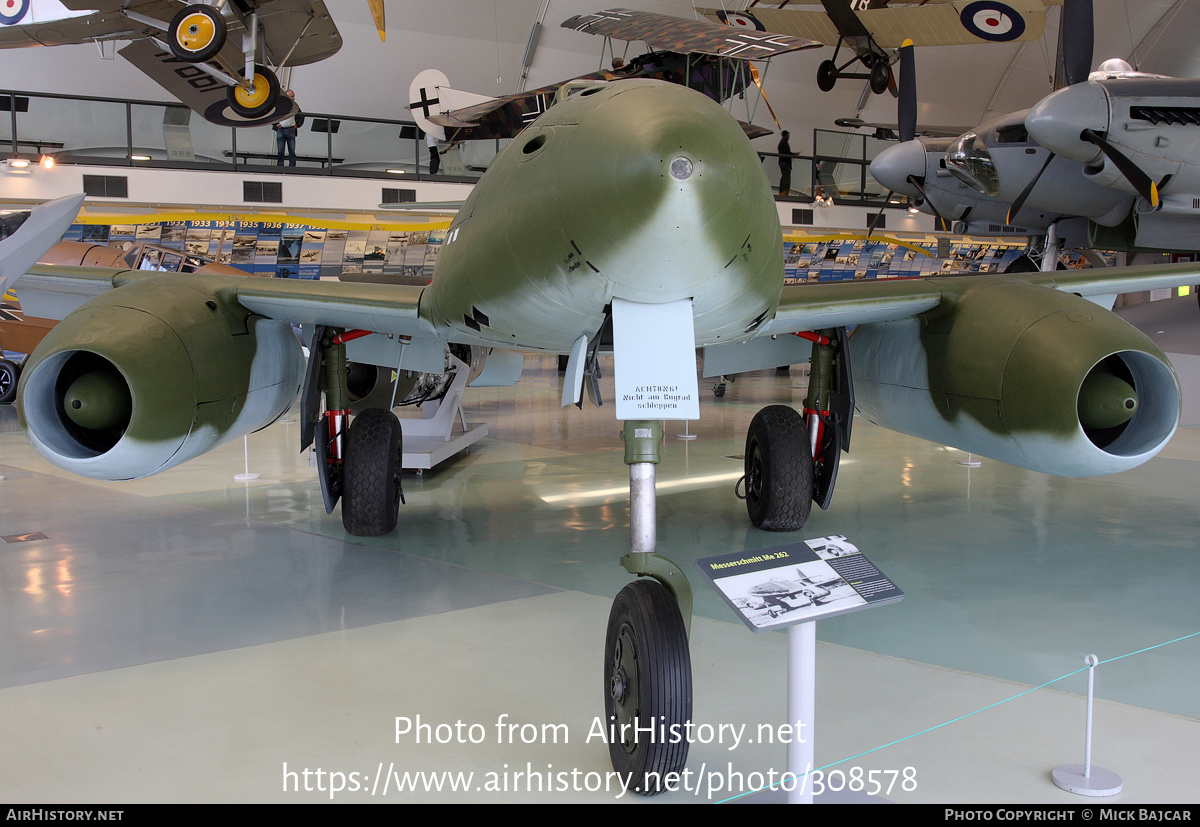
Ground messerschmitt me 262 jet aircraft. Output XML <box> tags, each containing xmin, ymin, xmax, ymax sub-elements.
<box><xmin>12</xmin><ymin>75</ymin><xmax>1200</xmax><ymax>793</ymax></box>
<box><xmin>0</xmin><ymin>0</ymin><xmax>345</xmax><ymax>126</ymax></box>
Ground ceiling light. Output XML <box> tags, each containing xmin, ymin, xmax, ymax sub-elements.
<box><xmin>8</xmin><ymin>158</ymin><xmax>29</xmax><ymax>168</ymax></box>
<box><xmin>39</xmin><ymin>155</ymin><xmax>54</xmax><ymax>170</ymax></box>
<box><xmin>385</xmin><ymin>168</ymin><xmax>405</xmax><ymax>174</ymax></box>
<box><xmin>130</xmin><ymin>154</ymin><xmax>151</xmax><ymax>161</ymax></box>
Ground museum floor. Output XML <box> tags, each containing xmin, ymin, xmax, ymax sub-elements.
<box><xmin>1</xmin><ymin>354</ymin><xmax>1198</xmax><ymax>804</ymax></box>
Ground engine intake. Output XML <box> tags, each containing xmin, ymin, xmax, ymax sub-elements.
<box><xmin>18</xmin><ymin>276</ymin><xmax>304</xmax><ymax>480</ymax></box>
<box><xmin>851</xmin><ymin>277</ymin><xmax>1180</xmax><ymax>477</ymax></box>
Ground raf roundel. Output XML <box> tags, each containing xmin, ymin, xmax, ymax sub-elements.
<box><xmin>716</xmin><ymin>10</ymin><xmax>765</xmax><ymax>31</ymax></box>
<box><xmin>959</xmin><ymin>1</ymin><xmax>1026</xmax><ymax>42</ymax></box>
<box><xmin>0</xmin><ymin>0</ymin><xmax>30</xmax><ymax>26</ymax></box>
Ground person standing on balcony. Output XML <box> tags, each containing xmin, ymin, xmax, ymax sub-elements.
<box><xmin>275</xmin><ymin>90</ymin><xmax>299</xmax><ymax>167</ymax></box>
<box><xmin>777</xmin><ymin>130</ymin><xmax>792</xmax><ymax>197</ymax></box>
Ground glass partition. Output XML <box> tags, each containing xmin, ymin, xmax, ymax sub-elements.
<box><xmin>0</xmin><ymin>88</ymin><xmax>902</xmax><ymax>200</ymax></box>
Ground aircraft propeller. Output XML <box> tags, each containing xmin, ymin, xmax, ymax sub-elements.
<box><xmin>897</xmin><ymin>39</ymin><xmax>916</xmax><ymax>144</ymax></box>
<box><xmin>368</xmin><ymin>0</ymin><xmax>385</xmax><ymax>42</ymax></box>
<box><xmin>868</xmin><ymin>38</ymin><xmax>944</xmax><ymax>237</ymax></box>
<box><xmin>1009</xmin><ymin>0</ymin><xmax>1158</xmax><ymax>223</ymax></box>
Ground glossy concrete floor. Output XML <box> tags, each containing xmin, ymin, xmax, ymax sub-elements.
<box><xmin>1</xmin><ymin>352</ymin><xmax>1199</xmax><ymax>804</ymax></box>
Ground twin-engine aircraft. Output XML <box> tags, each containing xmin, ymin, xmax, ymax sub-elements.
<box><xmin>871</xmin><ymin>0</ymin><xmax>1200</xmax><ymax>257</ymax></box>
<box><xmin>12</xmin><ymin>79</ymin><xmax>1200</xmax><ymax>793</ymax></box>
<box><xmin>0</xmin><ymin>0</ymin><xmax>343</xmax><ymax>126</ymax></box>
<box><xmin>702</xmin><ymin>0</ymin><xmax>1060</xmax><ymax>95</ymax></box>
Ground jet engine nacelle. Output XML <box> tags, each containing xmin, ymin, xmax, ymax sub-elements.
<box><xmin>18</xmin><ymin>275</ymin><xmax>304</xmax><ymax>480</ymax></box>
<box><xmin>850</xmin><ymin>278</ymin><xmax>1180</xmax><ymax>477</ymax></box>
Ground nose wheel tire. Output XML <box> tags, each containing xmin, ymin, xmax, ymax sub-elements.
<box><xmin>168</xmin><ymin>5</ymin><xmax>227</xmax><ymax>63</ymax></box>
<box><xmin>744</xmin><ymin>405</ymin><xmax>813</xmax><ymax>531</ymax></box>
<box><xmin>342</xmin><ymin>408</ymin><xmax>403</xmax><ymax>536</ymax></box>
<box><xmin>604</xmin><ymin>579</ymin><xmax>691</xmax><ymax>795</ymax></box>
<box><xmin>227</xmin><ymin>64</ymin><xmax>281</xmax><ymax>119</ymax></box>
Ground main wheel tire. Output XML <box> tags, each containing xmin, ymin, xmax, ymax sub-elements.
<box><xmin>870</xmin><ymin>59</ymin><xmax>892</xmax><ymax>94</ymax></box>
<box><xmin>0</xmin><ymin>359</ymin><xmax>18</xmax><ymax>405</ymax></box>
<box><xmin>342</xmin><ymin>408</ymin><xmax>403</xmax><ymax>536</ymax></box>
<box><xmin>744</xmin><ymin>405</ymin><xmax>813</xmax><ymax>531</ymax></box>
<box><xmin>226</xmin><ymin>64</ymin><xmax>280</xmax><ymax>119</ymax></box>
<box><xmin>604</xmin><ymin>579</ymin><xmax>692</xmax><ymax>796</ymax></box>
<box><xmin>168</xmin><ymin>5</ymin><xmax>227</xmax><ymax>63</ymax></box>
<box><xmin>816</xmin><ymin>59</ymin><xmax>838</xmax><ymax>92</ymax></box>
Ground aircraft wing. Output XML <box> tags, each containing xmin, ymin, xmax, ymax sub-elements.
<box><xmin>699</xmin><ymin>0</ymin><xmax>1053</xmax><ymax>49</ymax></box>
<box><xmin>758</xmin><ymin>278</ymin><xmax>944</xmax><ymax>335</ymax></box>
<box><xmin>14</xmin><ymin>267</ymin><xmax>434</xmax><ymax>341</ymax></box>
<box><xmin>561</xmin><ymin>8</ymin><xmax>821</xmax><ymax>58</ymax></box>
<box><xmin>119</xmin><ymin>39</ymin><xmax>301</xmax><ymax>128</ymax></box>
<box><xmin>0</xmin><ymin>0</ymin><xmax>339</xmax><ymax>58</ymax></box>
<box><xmin>759</xmin><ymin>261</ymin><xmax>1200</xmax><ymax>338</ymax></box>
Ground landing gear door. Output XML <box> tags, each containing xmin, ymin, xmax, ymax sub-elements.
<box><xmin>813</xmin><ymin>326</ymin><xmax>854</xmax><ymax>511</ymax></box>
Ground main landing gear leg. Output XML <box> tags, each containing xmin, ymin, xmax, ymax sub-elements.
<box><xmin>741</xmin><ymin>327</ymin><xmax>853</xmax><ymax>531</ymax></box>
<box><xmin>604</xmin><ymin>420</ymin><xmax>692</xmax><ymax>796</ymax></box>
<box><xmin>303</xmin><ymin>327</ymin><xmax>404</xmax><ymax>536</ymax></box>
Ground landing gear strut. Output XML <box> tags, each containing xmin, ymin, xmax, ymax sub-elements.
<box><xmin>741</xmin><ymin>327</ymin><xmax>854</xmax><ymax>531</ymax></box>
<box><xmin>605</xmin><ymin>419</ymin><xmax>693</xmax><ymax>795</ymax></box>
<box><xmin>301</xmin><ymin>326</ymin><xmax>405</xmax><ymax>536</ymax></box>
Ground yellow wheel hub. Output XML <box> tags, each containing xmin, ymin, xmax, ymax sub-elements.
<box><xmin>234</xmin><ymin>74</ymin><xmax>270</xmax><ymax>107</ymax></box>
<box><xmin>176</xmin><ymin>12</ymin><xmax>217</xmax><ymax>52</ymax></box>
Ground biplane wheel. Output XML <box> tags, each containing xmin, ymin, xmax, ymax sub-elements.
<box><xmin>870</xmin><ymin>60</ymin><xmax>891</xmax><ymax>95</ymax></box>
<box><xmin>604</xmin><ymin>579</ymin><xmax>691</xmax><ymax>795</ymax></box>
<box><xmin>744</xmin><ymin>405</ymin><xmax>812</xmax><ymax>531</ymax></box>
<box><xmin>0</xmin><ymin>359</ymin><xmax>18</xmax><ymax>405</ymax></box>
<box><xmin>227</xmin><ymin>64</ymin><xmax>280</xmax><ymax>119</ymax></box>
<box><xmin>168</xmin><ymin>5</ymin><xmax>227</xmax><ymax>63</ymax></box>
<box><xmin>713</xmin><ymin>382</ymin><xmax>725</xmax><ymax>398</ymax></box>
<box><xmin>342</xmin><ymin>408</ymin><xmax>403</xmax><ymax>536</ymax></box>
<box><xmin>816</xmin><ymin>59</ymin><xmax>838</xmax><ymax>92</ymax></box>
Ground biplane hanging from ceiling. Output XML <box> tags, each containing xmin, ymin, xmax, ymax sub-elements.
<box><xmin>408</xmin><ymin>7</ymin><xmax>820</xmax><ymax>143</ymax></box>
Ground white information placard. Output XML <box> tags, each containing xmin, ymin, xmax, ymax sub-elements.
<box><xmin>611</xmin><ymin>297</ymin><xmax>700</xmax><ymax>420</ymax></box>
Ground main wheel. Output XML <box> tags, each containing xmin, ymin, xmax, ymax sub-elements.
<box><xmin>226</xmin><ymin>64</ymin><xmax>280</xmax><ymax>119</ymax></box>
<box><xmin>816</xmin><ymin>59</ymin><xmax>838</xmax><ymax>92</ymax></box>
<box><xmin>604</xmin><ymin>579</ymin><xmax>691</xmax><ymax>796</ymax></box>
<box><xmin>870</xmin><ymin>59</ymin><xmax>892</xmax><ymax>94</ymax></box>
<box><xmin>168</xmin><ymin>5</ymin><xmax>226</xmax><ymax>63</ymax></box>
<box><xmin>342</xmin><ymin>408</ymin><xmax>403</xmax><ymax>536</ymax></box>
<box><xmin>744</xmin><ymin>405</ymin><xmax>813</xmax><ymax>531</ymax></box>
<box><xmin>0</xmin><ymin>359</ymin><xmax>18</xmax><ymax>405</ymax></box>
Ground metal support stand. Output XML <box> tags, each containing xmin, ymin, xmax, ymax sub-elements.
<box><xmin>399</xmin><ymin>354</ymin><xmax>488</xmax><ymax>470</ymax></box>
<box><xmin>787</xmin><ymin>621</ymin><xmax>817</xmax><ymax>804</ymax></box>
<box><xmin>677</xmin><ymin>419</ymin><xmax>697</xmax><ymax>441</ymax></box>
<box><xmin>1052</xmin><ymin>654</ymin><xmax>1123</xmax><ymax>796</ymax></box>
<box><xmin>958</xmin><ymin>452</ymin><xmax>982</xmax><ymax>467</ymax></box>
<box><xmin>618</xmin><ymin>420</ymin><xmax>692</xmax><ymax>633</ymax></box>
<box><xmin>234</xmin><ymin>435</ymin><xmax>259</xmax><ymax>481</ymax></box>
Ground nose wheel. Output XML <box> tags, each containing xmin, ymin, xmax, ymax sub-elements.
<box><xmin>604</xmin><ymin>579</ymin><xmax>691</xmax><ymax>795</ymax></box>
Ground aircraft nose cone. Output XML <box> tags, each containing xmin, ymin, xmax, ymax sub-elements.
<box><xmin>870</xmin><ymin>140</ymin><xmax>928</xmax><ymax>196</ymax></box>
<box><xmin>62</xmin><ymin>368</ymin><xmax>133</xmax><ymax>432</ymax></box>
<box><xmin>1078</xmin><ymin>367</ymin><xmax>1137</xmax><ymax>432</ymax></box>
<box><xmin>1026</xmin><ymin>82</ymin><xmax>1109</xmax><ymax>163</ymax></box>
